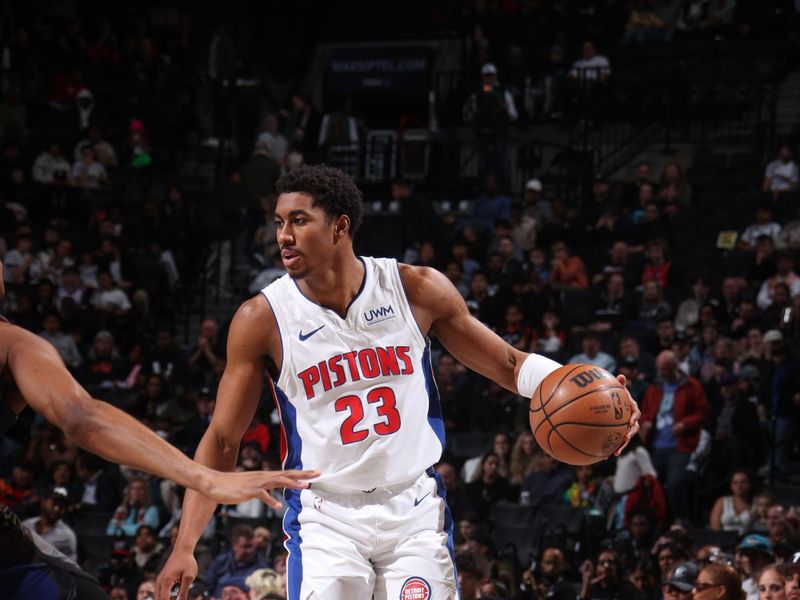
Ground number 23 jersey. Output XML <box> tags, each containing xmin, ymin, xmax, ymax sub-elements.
<box><xmin>261</xmin><ymin>257</ymin><xmax>445</xmax><ymax>493</ymax></box>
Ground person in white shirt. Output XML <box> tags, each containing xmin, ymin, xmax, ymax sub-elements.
<box><xmin>91</xmin><ymin>271</ymin><xmax>131</xmax><ymax>315</ymax></box>
<box><xmin>739</xmin><ymin>205</ymin><xmax>782</xmax><ymax>250</ymax></box>
<box><xmin>763</xmin><ymin>144</ymin><xmax>799</xmax><ymax>193</ymax></box>
<box><xmin>32</xmin><ymin>143</ymin><xmax>72</xmax><ymax>185</ymax></box>
<box><xmin>569</xmin><ymin>40</ymin><xmax>611</xmax><ymax>82</ymax></box>
<box><xmin>22</xmin><ymin>486</ymin><xmax>78</xmax><ymax>561</ymax></box>
<box><xmin>756</xmin><ymin>251</ymin><xmax>800</xmax><ymax>310</ymax></box>
<box><xmin>71</xmin><ymin>145</ymin><xmax>108</xmax><ymax>189</ymax></box>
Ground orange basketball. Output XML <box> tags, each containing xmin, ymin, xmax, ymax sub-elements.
<box><xmin>529</xmin><ymin>363</ymin><xmax>631</xmax><ymax>465</ymax></box>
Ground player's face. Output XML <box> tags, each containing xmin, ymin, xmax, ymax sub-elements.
<box><xmin>275</xmin><ymin>192</ymin><xmax>339</xmax><ymax>280</ymax></box>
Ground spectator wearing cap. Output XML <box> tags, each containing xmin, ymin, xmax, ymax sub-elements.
<box><xmin>206</xmin><ymin>524</ymin><xmax>267</xmax><ymax>599</ymax></box>
<box><xmin>757</xmin><ymin>252</ymin><xmax>800</xmax><ymax>311</ymax></box>
<box><xmin>463</xmin><ymin>63</ymin><xmax>518</xmax><ymax>186</ymax></box>
<box><xmin>708</xmin><ymin>374</ymin><xmax>761</xmax><ymax>470</ymax></box>
<box><xmin>737</xmin><ymin>534</ymin><xmax>774</xmax><ymax>600</ymax></box>
<box><xmin>619</xmin><ymin>356</ymin><xmax>648</xmax><ymax>402</ymax></box>
<box><xmin>524</xmin><ymin>178</ymin><xmax>553</xmax><ymax>226</ymax></box>
<box><xmin>21</xmin><ymin>485</ymin><xmax>77</xmax><ymax>560</ymax></box>
<box><xmin>663</xmin><ymin>562</ymin><xmax>699</xmax><ymax>600</ymax></box>
<box><xmin>170</xmin><ymin>386</ymin><xmax>216</xmax><ymax>456</ymax></box>
<box><xmin>100</xmin><ymin>538</ymin><xmax>144</xmax><ymax>599</ymax></box>
<box><xmin>640</xmin><ymin>350</ymin><xmax>709</xmax><ymax>520</ymax></box>
<box><xmin>757</xmin><ymin>340</ymin><xmax>799</xmax><ymax>478</ymax></box>
<box><xmin>570</xmin><ymin>331</ymin><xmax>617</xmax><ymax>372</ymax></box>
<box><xmin>672</xmin><ymin>332</ymin><xmax>697</xmax><ymax>378</ymax></box>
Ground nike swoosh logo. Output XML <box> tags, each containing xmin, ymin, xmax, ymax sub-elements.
<box><xmin>298</xmin><ymin>325</ymin><xmax>325</xmax><ymax>341</ymax></box>
<box><xmin>414</xmin><ymin>492</ymin><xmax>431</xmax><ymax>507</ymax></box>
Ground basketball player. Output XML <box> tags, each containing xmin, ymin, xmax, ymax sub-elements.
<box><xmin>0</xmin><ymin>260</ymin><xmax>316</xmax><ymax>599</ymax></box>
<box><xmin>157</xmin><ymin>165</ymin><xmax>640</xmax><ymax>600</ymax></box>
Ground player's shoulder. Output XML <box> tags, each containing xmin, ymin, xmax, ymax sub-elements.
<box><xmin>0</xmin><ymin>321</ymin><xmax>60</xmax><ymax>362</ymax></box>
<box><xmin>397</xmin><ymin>263</ymin><xmax>449</xmax><ymax>293</ymax></box>
<box><xmin>233</xmin><ymin>294</ymin><xmax>273</xmax><ymax>324</ymax></box>
<box><xmin>398</xmin><ymin>263</ymin><xmax>464</xmax><ymax>311</ymax></box>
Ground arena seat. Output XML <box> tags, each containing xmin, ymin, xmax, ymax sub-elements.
<box><xmin>490</xmin><ymin>500</ymin><xmax>537</xmax><ymax>527</ymax></box>
<box><xmin>692</xmin><ymin>528</ymin><xmax>740</xmax><ymax>552</ymax></box>
<box><xmin>491</xmin><ymin>522</ymin><xmax>538</xmax><ymax>568</ymax></box>
<box><xmin>447</xmin><ymin>432</ymin><xmax>492</xmax><ymax>459</ymax></box>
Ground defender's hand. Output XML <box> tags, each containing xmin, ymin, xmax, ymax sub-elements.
<box><xmin>202</xmin><ymin>468</ymin><xmax>319</xmax><ymax>508</ymax></box>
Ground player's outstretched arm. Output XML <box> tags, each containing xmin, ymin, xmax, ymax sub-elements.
<box><xmin>400</xmin><ymin>265</ymin><xmax>639</xmax><ymax>452</ymax></box>
<box><xmin>157</xmin><ymin>297</ymin><xmax>308</xmax><ymax>600</ymax></box>
<box><xmin>400</xmin><ymin>264</ymin><xmax>555</xmax><ymax>392</ymax></box>
<box><xmin>4</xmin><ymin>323</ymin><xmax>316</xmax><ymax>504</ymax></box>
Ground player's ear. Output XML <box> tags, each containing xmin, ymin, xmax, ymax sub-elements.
<box><xmin>333</xmin><ymin>214</ymin><xmax>350</xmax><ymax>242</ymax></box>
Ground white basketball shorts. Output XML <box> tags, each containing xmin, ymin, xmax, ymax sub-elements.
<box><xmin>282</xmin><ymin>467</ymin><xmax>459</xmax><ymax>600</ymax></box>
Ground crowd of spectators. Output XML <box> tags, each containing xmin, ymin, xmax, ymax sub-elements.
<box><xmin>0</xmin><ymin>2</ymin><xmax>799</xmax><ymax>600</ymax></box>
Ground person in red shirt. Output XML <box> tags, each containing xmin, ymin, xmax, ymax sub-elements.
<box><xmin>640</xmin><ymin>350</ymin><xmax>709</xmax><ymax>520</ymax></box>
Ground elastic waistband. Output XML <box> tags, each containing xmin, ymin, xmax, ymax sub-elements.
<box><xmin>310</xmin><ymin>468</ymin><xmax>435</xmax><ymax>496</ymax></box>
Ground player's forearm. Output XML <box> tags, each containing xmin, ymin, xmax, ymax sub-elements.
<box><xmin>174</xmin><ymin>431</ymin><xmax>239</xmax><ymax>552</ymax></box>
<box><xmin>71</xmin><ymin>399</ymin><xmax>216</xmax><ymax>494</ymax></box>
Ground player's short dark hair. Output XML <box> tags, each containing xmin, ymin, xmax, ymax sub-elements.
<box><xmin>276</xmin><ymin>164</ymin><xmax>364</xmax><ymax>237</ymax></box>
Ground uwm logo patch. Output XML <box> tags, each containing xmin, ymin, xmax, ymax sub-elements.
<box><xmin>364</xmin><ymin>304</ymin><xmax>396</xmax><ymax>326</ymax></box>
<box><xmin>400</xmin><ymin>577</ymin><xmax>430</xmax><ymax>600</ymax></box>
<box><xmin>569</xmin><ymin>367</ymin><xmax>607</xmax><ymax>388</ymax></box>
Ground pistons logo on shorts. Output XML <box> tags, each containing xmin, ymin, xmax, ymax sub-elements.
<box><xmin>399</xmin><ymin>577</ymin><xmax>431</xmax><ymax>600</ymax></box>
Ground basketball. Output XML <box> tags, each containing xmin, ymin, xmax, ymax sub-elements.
<box><xmin>529</xmin><ymin>364</ymin><xmax>631</xmax><ymax>465</ymax></box>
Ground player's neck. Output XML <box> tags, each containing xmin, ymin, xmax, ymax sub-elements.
<box><xmin>298</xmin><ymin>253</ymin><xmax>364</xmax><ymax>318</ymax></box>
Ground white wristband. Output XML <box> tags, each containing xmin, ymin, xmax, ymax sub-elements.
<box><xmin>516</xmin><ymin>353</ymin><xmax>562</xmax><ymax>398</ymax></box>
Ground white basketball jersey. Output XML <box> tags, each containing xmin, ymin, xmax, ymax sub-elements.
<box><xmin>261</xmin><ymin>257</ymin><xmax>445</xmax><ymax>492</ymax></box>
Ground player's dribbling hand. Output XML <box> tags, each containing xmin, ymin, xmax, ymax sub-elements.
<box><xmin>612</xmin><ymin>374</ymin><xmax>640</xmax><ymax>457</ymax></box>
<box><xmin>156</xmin><ymin>549</ymin><xmax>197</xmax><ymax>600</ymax></box>
<box><xmin>204</xmin><ymin>469</ymin><xmax>319</xmax><ymax>508</ymax></box>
